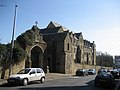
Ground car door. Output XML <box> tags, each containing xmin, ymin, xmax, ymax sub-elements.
<box><xmin>36</xmin><ymin>68</ymin><xmax>43</xmax><ymax>80</ymax></box>
<box><xmin>29</xmin><ymin>69</ymin><xmax>37</xmax><ymax>81</ymax></box>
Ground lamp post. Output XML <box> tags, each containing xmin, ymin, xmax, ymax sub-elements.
<box><xmin>9</xmin><ymin>5</ymin><xmax>18</xmax><ymax>76</ymax></box>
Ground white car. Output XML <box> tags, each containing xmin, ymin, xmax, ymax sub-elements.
<box><xmin>88</xmin><ymin>69</ymin><xmax>96</xmax><ymax>75</ymax></box>
<box><xmin>7</xmin><ymin>68</ymin><xmax>45</xmax><ymax>85</ymax></box>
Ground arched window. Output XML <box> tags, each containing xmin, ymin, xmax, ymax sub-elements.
<box><xmin>67</xmin><ymin>43</ymin><xmax>69</xmax><ymax>50</ymax></box>
<box><xmin>76</xmin><ymin>46</ymin><xmax>81</xmax><ymax>63</ymax></box>
<box><xmin>87</xmin><ymin>53</ymin><xmax>89</xmax><ymax>64</ymax></box>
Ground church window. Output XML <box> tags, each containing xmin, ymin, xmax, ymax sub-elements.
<box><xmin>87</xmin><ymin>53</ymin><xmax>89</xmax><ymax>64</ymax></box>
<box><xmin>67</xmin><ymin>43</ymin><xmax>69</xmax><ymax>50</ymax></box>
<box><xmin>76</xmin><ymin>46</ymin><xmax>81</xmax><ymax>63</ymax></box>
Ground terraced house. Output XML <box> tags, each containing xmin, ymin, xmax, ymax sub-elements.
<box><xmin>9</xmin><ymin>21</ymin><xmax>96</xmax><ymax>75</ymax></box>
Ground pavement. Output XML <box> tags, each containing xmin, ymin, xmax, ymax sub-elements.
<box><xmin>0</xmin><ymin>73</ymin><xmax>73</xmax><ymax>86</ymax></box>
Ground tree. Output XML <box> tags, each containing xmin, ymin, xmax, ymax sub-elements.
<box><xmin>0</xmin><ymin>43</ymin><xmax>10</xmax><ymax>66</ymax></box>
<box><xmin>16</xmin><ymin>29</ymin><xmax>36</xmax><ymax>49</ymax></box>
<box><xmin>13</xmin><ymin>44</ymin><xmax>26</xmax><ymax>64</ymax></box>
<box><xmin>96</xmin><ymin>51</ymin><xmax>113</xmax><ymax>67</ymax></box>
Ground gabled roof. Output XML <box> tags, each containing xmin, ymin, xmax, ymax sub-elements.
<box><xmin>40</xmin><ymin>22</ymin><xmax>69</xmax><ymax>34</ymax></box>
<box><xmin>47</xmin><ymin>21</ymin><xmax>68</xmax><ymax>31</ymax></box>
<box><xmin>47</xmin><ymin>21</ymin><xmax>62</xmax><ymax>28</ymax></box>
<box><xmin>75</xmin><ymin>32</ymin><xmax>83</xmax><ymax>39</ymax></box>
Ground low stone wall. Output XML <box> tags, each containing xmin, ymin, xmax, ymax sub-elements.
<box><xmin>0</xmin><ymin>60</ymin><xmax>113</xmax><ymax>79</ymax></box>
<box><xmin>72</xmin><ymin>63</ymin><xmax>112</xmax><ymax>74</ymax></box>
<box><xmin>1</xmin><ymin>60</ymin><xmax>25</xmax><ymax>79</ymax></box>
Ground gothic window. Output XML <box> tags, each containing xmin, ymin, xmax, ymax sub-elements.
<box><xmin>87</xmin><ymin>53</ymin><xmax>89</xmax><ymax>64</ymax></box>
<box><xmin>76</xmin><ymin>46</ymin><xmax>81</xmax><ymax>63</ymax></box>
<box><xmin>67</xmin><ymin>43</ymin><xmax>69</xmax><ymax>50</ymax></box>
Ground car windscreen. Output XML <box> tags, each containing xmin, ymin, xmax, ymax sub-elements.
<box><xmin>17</xmin><ymin>69</ymin><xmax>31</xmax><ymax>74</ymax></box>
<box><xmin>88</xmin><ymin>69</ymin><xmax>93</xmax><ymax>71</ymax></box>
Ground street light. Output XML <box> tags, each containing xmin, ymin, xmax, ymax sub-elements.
<box><xmin>9</xmin><ymin>5</ymin><xmax>18</xmax><ymax>76</ymax></box>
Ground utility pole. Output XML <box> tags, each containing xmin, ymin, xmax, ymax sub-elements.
<box><xmin>9</xmin><ymin>5</ymin><xmax>18</xmax><ymax>76</ymax></box>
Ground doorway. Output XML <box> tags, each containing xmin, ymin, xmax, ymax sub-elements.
<box><xmin>31</xmin><ymin>46</ymin><xmax>43</xmax><ymax>68</ymax></box>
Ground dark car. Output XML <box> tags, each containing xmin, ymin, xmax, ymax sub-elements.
<box><xmin>117</xmin><ymin>68</ymin><xmax>120</xmax><ymax>77</ymax></box>
<box><xmin>110</xmin><ymin>69</ymin><xmax>119</xmax><ymax>79</ymax></box>
<box><xmin>94</xmin><ymin>72</ymin><xmax>115</xmax><ymax>88</ymax></box>
<box><xmin>97</xmin><ymin>68</ymin><xmax>107</xmax><ymax>74</ymax></box>
<box><xmin>76</xmin><ymin>69</ymin><xmax>88</xmax><ymax>76</ymax></box>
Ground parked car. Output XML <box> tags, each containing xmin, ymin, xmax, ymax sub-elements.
<box><xmin>94</xmin><ymin>72</ymin><xmax>115</xmax><ymax>88</ymax></box>
<box><xmin>88</xmin><ymin>69</ymin><xmax>96</xmax><ymax>75</ymax></box>
<box><xmin>110</xmin><ymin>69</ymin><xmax>119</xmax><ymax>79</ymax></box>
<box><xmin>76</xmin><ymin>69</ymin><xmax>88</xmax><ymax>76</ymax></box>
<box><xmin>7</xmin><ymin>68</ymin><xmax>45</xmax><ymax>86</ymax></box>
<box><xmin>97</xmin><ymin>68</ymin><xmax>107</xmax><ymax>74</ymax></box>
<box><xmin>117</xmin><ymin>68</ymin><xmax>120</xmax><ymax>77</ymax></box>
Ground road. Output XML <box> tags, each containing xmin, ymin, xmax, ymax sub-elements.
<box><xmin>0</xmin><ymin>75</ymin><xmax>118</xmax><ymax>90</ymax></box>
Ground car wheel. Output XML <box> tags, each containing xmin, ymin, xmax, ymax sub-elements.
<box><xmin>23</xmin><ymin>79</ymin><xmax>28</xmax><ymax>86</ymax></box>
<box><xmin>40</xmin><ymin>77</ymin><xmax>45</xmax><ymax>83</ymax></box>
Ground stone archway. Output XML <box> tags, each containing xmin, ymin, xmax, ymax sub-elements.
<box><xmin>31</xmin><ymin>46</ymin><xmax>44</xmax><ymax>68</ymax></box>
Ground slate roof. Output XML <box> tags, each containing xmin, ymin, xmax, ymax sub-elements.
<box><xmin>47</xmin><ymin>21</ymin><xmax>62</xmax><ymax>28</ymax></box>
<box><xmin>51</xmin><ymin>21</ymin><xmax>62</xmax><ymax>27</ymax></box>
<box><xmin>47</xmin><ymin>21</ymin><xmax>68</xmax><ymax>31</ymax></box>
<box><xmin>40</xmin><ymin>27</ymin><xmax>61</xmax><ymax>34</ymax></box>
<box><xmin>75</xmin><ymin>32</ymin><xmax>83</xmax><ymax>39</ymax></box>
<box><xmin>43</xmin><ymin>31</ymin><xmax>68</xmax><ymax>42</ymax></box>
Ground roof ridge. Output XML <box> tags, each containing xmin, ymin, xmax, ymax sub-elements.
<box><xmin>51</xmin><ymin>21</ymin><xmax>62</xmax><ymax>27</ymax></box>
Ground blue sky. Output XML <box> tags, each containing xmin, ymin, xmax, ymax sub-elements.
<box><xmin>0</xmin><ymin>0</ymin><xmax>120</xmax><ymax>56</ymax></box>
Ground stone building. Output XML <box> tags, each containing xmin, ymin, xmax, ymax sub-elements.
<box><xmin>114</xmin><ymin>56</ymin><xmax>120</xmax><ymax>68</ymax></box>
<box><xmin>16</xmin><ymin>21</ymin><xmax>96</xmax><ymax>74</ymax></box>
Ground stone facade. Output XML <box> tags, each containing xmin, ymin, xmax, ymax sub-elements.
<box><xmin>29</xmin><ymin>21</ymin><xmax>96</xmax><ymax>74</ymax></box>
<box><xmin>6</xmin><ymin>21</ymin><xmax>96</xmax><ymax>76</ymax></box>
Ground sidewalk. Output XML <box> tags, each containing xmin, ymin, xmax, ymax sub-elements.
<box><xmin>45</xmin><ymin>73</ymin><xmax>73</xmax><ymax>81</ymax></box>
<box><xmin>0</xmin><ymin>79</ymin><xmax>7</xmax><ymax>85</ymax></box>
<box><xmin>0</xmin><ymin>73</ymin><xmax>73</xmax><ymax>85</ymax></box>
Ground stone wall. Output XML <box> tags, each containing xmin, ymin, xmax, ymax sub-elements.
<box><xmin>4</xmin><ymin>60</ymin><xmax>25</xmax><ymax>79</ymax></box>
<box><xmin>72</xmin><ymin>63</ymin><xmax>112</xmax><ymax>74</ymax></box>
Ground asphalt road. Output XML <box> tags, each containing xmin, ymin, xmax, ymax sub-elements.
<box><xmin>0</xmin><ymin>75</ymin><xmax>118</xmax><ymax>90</ymax></box>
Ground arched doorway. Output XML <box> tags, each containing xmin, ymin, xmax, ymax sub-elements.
<box><xmin>31</xmin><ymin>46</ymin><xmax>44</xmax><ymax>68</ymax></box>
